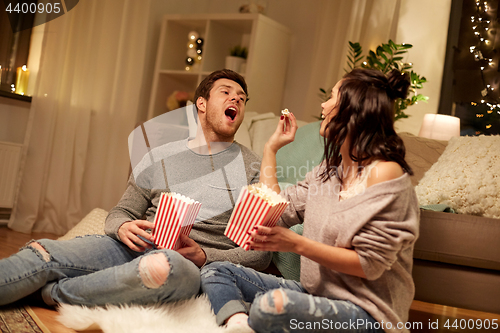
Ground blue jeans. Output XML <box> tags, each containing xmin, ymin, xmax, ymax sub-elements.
<box><xmin>0</xmin><ymin>235</ymin><xmax>200</xmax><ymax>306</ymax></box>
<box><xmin>201</xmin><ymin>262</ymin><xmax>384</xmax><ymax>333</ymax></box>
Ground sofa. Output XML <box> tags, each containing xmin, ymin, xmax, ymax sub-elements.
<box><xmin>401</xmin><ymin>133</ymin><xmax>500</xmax><ymax>314</ymax></box>
<box><xmin>62</xmin><ymin>111</ymin><xmax>500</xmax><ymax>316</ymax></box>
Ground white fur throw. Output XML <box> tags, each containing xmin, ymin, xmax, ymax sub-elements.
<box><xmin>415</xmin><ymin>135</ymin><xmax>500</xmax><ymax>218</ymax></box>
<box><xmin>57</xmin><ymin>295</ymin><xmax>234</xmax><ymax>333</ymax></box>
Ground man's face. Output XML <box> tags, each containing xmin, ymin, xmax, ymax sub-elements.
<box><xmin>197</xmin><ymin>78</ymin><xmax>247</xmax><ymax>142</ymax></box>
<box><xmin>319</xmin><ymin>80</ymin><xmax>342</xmax><ymax>137</ymax></box>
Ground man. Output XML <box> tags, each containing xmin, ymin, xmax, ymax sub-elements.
<box><xmin>0</xmin><ymin>69</ymin><xmax>270</xmax><ymax>307</ymax></box>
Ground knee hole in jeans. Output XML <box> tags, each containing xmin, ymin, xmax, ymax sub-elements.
<box><xmin>139</xmin><ymin>253</ymin><xmax>171</xmax><ymax>289</ymax></box>
<box><xmin>260</xmin><ymin>289</ymin><xmax>288</xmax><ymax>314</ymax></box>
<box><xmin>28</xmin><ymin>242</ymin><xmax>51</xmax><ymax>262</ymax></box>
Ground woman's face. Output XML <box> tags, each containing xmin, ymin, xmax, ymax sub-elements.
<box><xmin>319</xmin><ymin>80</ymin><xmax>342</xmax><ymax>137</ymax></box>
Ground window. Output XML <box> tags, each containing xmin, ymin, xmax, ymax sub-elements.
<box><xmin>0</xmin><ymin>1</ymin><xmax>36</xmax><ymax>98</ymax></box>
<box><xmin>439</xmin><ymin>0</ymin><xmax>499</xmax><ymax>135</ymax></box>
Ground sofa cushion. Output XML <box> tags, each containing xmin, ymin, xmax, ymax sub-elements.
<box><xmin>272</xmin><ymin>223</ymin><xmax>303</xmax><ymax>282</ymax></box>
<box><xmin>414</xmin><ymin>209</ymin><xmax>500</xmax><ymax>270</ymax></box>
<box><xmin>58</xmin><ymin>208</ymin><xmax>107</xmax><ymax>240</ymax></box>
<box><xmin>398</xmin><ymin>132</ymin><xmax>448</xmax><ymax>186</ymax></box>
<box><xmin>276</xmin><ymin>121</ymin><xmax>324</xmax><ymax>184</ymax></box>
<box><xmin>415</xmin><ymin>135</ymin><xmax>500</xmax><ymax>218</ymax></box>
<box><xmin>248</xmin><ymin>113</ymin><xmax>309</xmax><ymax>157</ymax></box>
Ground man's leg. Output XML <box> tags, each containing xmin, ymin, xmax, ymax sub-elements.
<box><xmin>44</xmin><ymin>248</ymin><xmax>200</xmax><ymax>306</ymax></box>
<box><xmin>0</xmin><ymin>235</ymin><xmax>138</xmax><ymax>306</ymax></box>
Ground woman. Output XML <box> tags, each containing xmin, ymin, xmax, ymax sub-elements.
<box><xmin>200</xmin><ymin>68</ymin><xmax>419</xmax><ymax>333</ymax></box>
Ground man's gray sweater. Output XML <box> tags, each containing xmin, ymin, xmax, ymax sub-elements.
<box><xmin>105</xmin><ymin>140</ymin><xmax>271</xmax><ymax>270</ymax></box>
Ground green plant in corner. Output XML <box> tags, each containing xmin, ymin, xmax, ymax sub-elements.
<box><xmin>320</xmin><ymin>40</ymin><xmax>428</xmax><ymax>121</ymax></box>
<box><xmin>229</xmin><ymin>45</ymin><xmax>248</xmax><ymax>59</ymax></box>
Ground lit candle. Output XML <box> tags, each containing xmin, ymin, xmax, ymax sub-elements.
<box><xmin>15</xmin><ymin>65</ymin><xmax>30</xmax><ymax>95</ymax></box>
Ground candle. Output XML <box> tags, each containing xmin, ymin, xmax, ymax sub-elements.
<box><xmin>15</xmin><ymin>65</ymin><xmax>30</xmax><ymax>95</ymax></box>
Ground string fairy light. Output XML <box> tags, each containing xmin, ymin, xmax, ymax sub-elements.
<box><xmin>469</xmin><ymin>0</ymin><xmax>499</xmax><ymax>133</ymax></box>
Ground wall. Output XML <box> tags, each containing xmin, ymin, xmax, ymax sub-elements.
<box><xmin>135</xmin><ymin>0</ymin><xmax>328</xmax><ymax>123</ymax></box>
<box><xmin>0</xmin><ymin>97</ymin><xmax>30</xmax><ymax>144</ymax></box>
<box><xmin>137</xmin><ymin>0</ymin><xmax>452</xmax><ymax>135</ymax></box>
<box><xmin>0</xmin><ymin>20</ymin><xmax>44</xmax><ymax>145</ymax></box>
<box><xmin>1</xmin><ymin>0</ymin><xmax>453</xmax><ymax>148</ymax></box>
<box><xmin>395</xmin><ymin>0</ymin><xmax>452</xmax><ymax>134</ymax></box>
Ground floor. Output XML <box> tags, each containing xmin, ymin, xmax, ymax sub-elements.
<box><xmin>0</xmin><ymin>226</ymin><xmax>102</xmax><ymax>333</ymax></box>
<box><xmin>1</xmin><ymin>226</ymin><xmax>499</xmax><ymax>332</ymax></box>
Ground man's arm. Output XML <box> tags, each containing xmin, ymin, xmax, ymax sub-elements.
<box><xmin>203</xmin><ymin>246</ymin><xmax>272</xmax><ymax>271</ymax></box>
<box><xmin>175</xmin><ymin>234</ymin><xmax>271</xmax><ymax>270</ymax></box>
<box><xmin>104</xmin><ymin>174</ymin><xmax>152</xmax><ymax>241</ymax></box>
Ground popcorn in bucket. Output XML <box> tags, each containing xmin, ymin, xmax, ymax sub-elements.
<box><xmin>152</xmin><ymin>192</ymin><xmax>202</xmax><ymax>250</ymax></box>
<box><xmin>225</xmin><ymin>183</ymin><xmax>289</xmax><ymax>250</ymax></box>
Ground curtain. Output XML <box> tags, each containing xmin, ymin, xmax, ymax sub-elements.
<box><xmin>300</xmin><ymin>0</ymin><xmax>401</xmax><ymax>119</ymax></box>
<box><xmin>9</xmin><ymin>0</ymin><xmax>151</xmax><ymax>234</ymax></box>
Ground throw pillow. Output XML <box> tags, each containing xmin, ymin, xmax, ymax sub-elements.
<box><xmin>398</xmin><ymin>132</ymin><xmax>448</xmax><ymax>186</ymax></box>
<box><xmin>58</xmin><ymin>208</ymin><xmax>108</xmax><ymax>240</ymax></box>
<box><xmin>415</xmin><ymin>135</ymin><xmax>500</xmax><ymax>219</ymax></box>
<box><xmin>272</xmin><ymin>223</ymin><xmax>303</xmax><ymax>282</ymax></box>
<box><xmin>276</xmin><ymin>121</ymin><xmax>324</xmax><ymax>184</ymax></box>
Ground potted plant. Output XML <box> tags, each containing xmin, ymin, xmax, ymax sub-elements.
<box><xmin>319</xmin><ymin>40</ymin><xmax>428</xmax><ymax>121</ymax></box>
<box><xmin>225</xmin><ymin>45</ymin><xmax>248</xmax><ymax>73</ymax></box>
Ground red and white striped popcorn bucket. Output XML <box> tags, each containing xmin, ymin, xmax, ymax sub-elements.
<box><xmin>152</xmin><ymin>192</ymin><xmax>202</xmax><ymax>250</ymax></box>
<box><xmin>225</xmin><ymin>184</ymin><xmax>289</xmax><ymax>250</ymax></box>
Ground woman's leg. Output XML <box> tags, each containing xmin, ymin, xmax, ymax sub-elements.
<box><xmin>249</xmin><ymin>289</ymin><xmax>384</xmax><ymax>333</ymax></box>
<box><xmin>45</xmin><ymin>248</ymin><xmax>200</xmax><ymax>306</ymax></box>
<box><xmin>200</xmin><ymin>261</ymin><xmax>304</xmax><ymax>326</ymax></box>
<box><xmin>0</xmin><ymin>235</ymin><xmax>137</xmax><ymax>305</ymax></box>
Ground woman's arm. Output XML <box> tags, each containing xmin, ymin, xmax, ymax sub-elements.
<box><xmin>259</xmin><ymin>113</ymin><xmax>298</xmax><ymax>193</ymax></box>
<box><xmin>248</xmin><ymin>225</ymin><xmax>366</xmax><ymax>278</ymax></box>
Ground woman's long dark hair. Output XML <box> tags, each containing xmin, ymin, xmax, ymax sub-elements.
<box><xmin>320</xmin><ymin>68</ymin><xmax>413</xmax><ymax>183</ymax></box>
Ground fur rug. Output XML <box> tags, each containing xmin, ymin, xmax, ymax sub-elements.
<box><xmin>57</xmin><ymin>295</ymin><xmax>233</xmax><ymax>333</ymax></box>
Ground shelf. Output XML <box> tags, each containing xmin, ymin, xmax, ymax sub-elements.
<box><xmin>159</xmin><ymin>20</ymin><xmax>207</xmax><ymax>72</ymax></box>
<box><xmin>156</xmin><ymin>70</ymin><xmax>246</xmax><ymax>80</ymax></box>
<box><xmin>158</xmin><ymin>69</ymin><xmax>201</xmax><ymax>75</ymax></box>
<box><xmin>149</xmin><ymin>73</ymin><xmax>199</xmax><ymax>117</ymax></box>
<box><xmin>0</xmin><ymin>90</ymin><xmax>32</xmax><ymax>103</ymax></box>
<box><xmin>148</xmin><ymin>14</ymin><xmax>290</xmax><ymax>120</ymax></box>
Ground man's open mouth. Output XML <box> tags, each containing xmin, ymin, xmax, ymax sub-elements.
<box><xmin>225</xmin><ymin>107</ymin><xmax>237</xmax><ymax>121</ymax></box>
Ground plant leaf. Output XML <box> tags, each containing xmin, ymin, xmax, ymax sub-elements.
<box><xmin>382</xmin><ymin>44</ymin><xmax>393</xmax><ymax>55</ymax></box>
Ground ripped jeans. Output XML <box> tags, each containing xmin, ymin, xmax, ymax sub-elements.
<box><xmin>0</xmin><ymin>235</ymin><xmax>200</xmax><ymax>306</ymax></box>
<box><xmin>201</xmin><ymin>262</ymin><xmax>383</xmax><ymax>333</ymax></box>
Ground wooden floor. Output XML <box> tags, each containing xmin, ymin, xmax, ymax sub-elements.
<box><xmin>0</xmin><ymin>226</ymin><xmax>102</xmax><ymax>333</ymax></box>
<box><xmin>1</xmin><ymin>225</ymin><xmax>499</xmax><ymax>332</ymax></box>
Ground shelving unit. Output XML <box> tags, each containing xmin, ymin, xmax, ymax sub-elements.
<box><xmin>147</xmin><ymin>13</ymin><xmax>291</xmax><ymax>120</ymax></box>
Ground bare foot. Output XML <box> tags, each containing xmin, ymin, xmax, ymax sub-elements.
<box><xmin>225</xmin><ymin>313</ymin><xmax>255</xmax><ymax>333</ymax></box>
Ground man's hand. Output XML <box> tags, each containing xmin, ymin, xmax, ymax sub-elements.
<box><xmin>118</xmin><ymin>220</ymin><xmax>155</xmax><ymax>252</ymax></box>
<box><xmin>176</xmin><ymin>234</ymin><xmax>207</xmax><ymax>268</ymax></box>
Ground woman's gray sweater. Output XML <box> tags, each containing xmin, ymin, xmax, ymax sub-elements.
<box><xmin>280</xmin><ymin>164</ymin><xmax>420</xmax><ymax>333</ymax></box>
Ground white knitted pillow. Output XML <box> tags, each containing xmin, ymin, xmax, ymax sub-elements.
<box><xmin>58</xmin><ymin>208</ymin><xmax>108</xmax><ymax>240</ymax></box>
<box><xmin>415</xmin><ymin>135</ymin><xmax>500</xmax><ymax>219</ymax></box>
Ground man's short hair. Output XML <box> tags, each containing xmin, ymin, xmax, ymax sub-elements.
<box><xmin>194</xmin><ymin>69</ymin><xmax>248</xmax><ymax>104</ymax></box>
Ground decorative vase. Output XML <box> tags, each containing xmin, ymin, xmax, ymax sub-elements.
<box><xmin>225</xmin><ymin>56</ymin><xmax>245</xmax><ymax>72</ymax></box>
